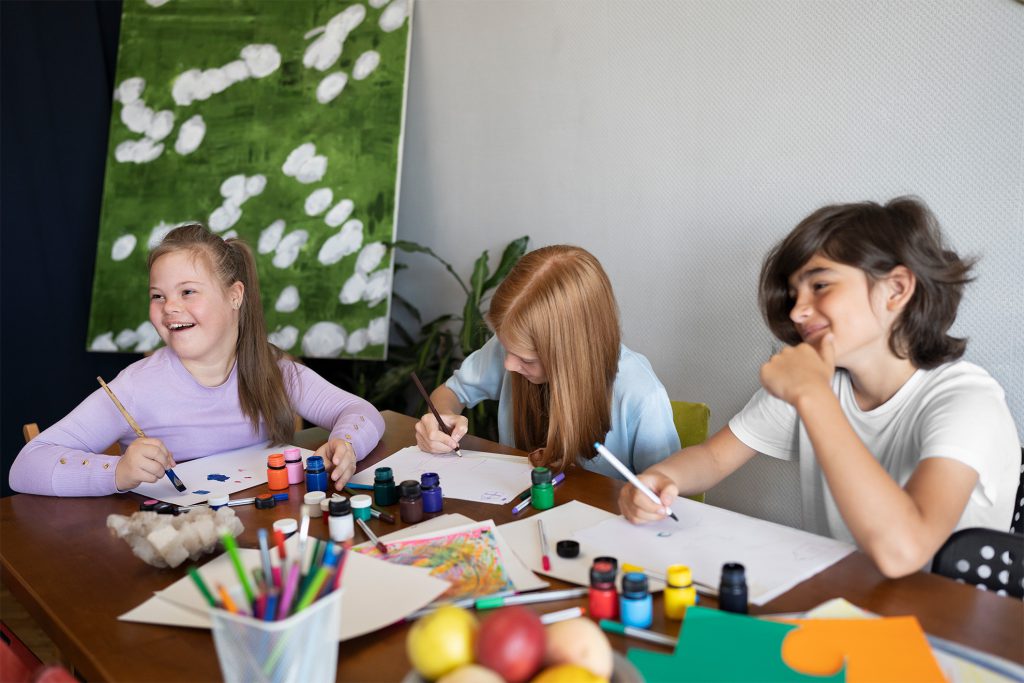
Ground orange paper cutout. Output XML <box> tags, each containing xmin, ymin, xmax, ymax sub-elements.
<box><xmin>781</xmin><ymin>617</ymin><xmax>945</xmax><ymax>683</ymax></box>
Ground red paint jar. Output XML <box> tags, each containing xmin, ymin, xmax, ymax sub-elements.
<box><xmin>589</xmin><ymin>559</ymin><xmax>619</xmax><ymax>621</ymax></box>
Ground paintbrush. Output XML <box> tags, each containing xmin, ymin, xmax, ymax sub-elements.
<box><xmin>96</xmin><ymin>376</ymin><xmax>187</xmax><ymax>492</ymax></box>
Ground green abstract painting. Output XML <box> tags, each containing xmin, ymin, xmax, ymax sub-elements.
<box><xmin>88</xmin><ymin>0</ymin><xmax>411</xmax><ymax>359</ymax></box>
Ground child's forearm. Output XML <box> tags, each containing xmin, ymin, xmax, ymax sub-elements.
<box><xmin>428</xmin><ymin>385</ymin><xmax>465</xmax><ymax>415</ymax></box>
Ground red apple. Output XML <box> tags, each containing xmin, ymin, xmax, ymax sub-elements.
<box><xmin>474</xmin><ymin>606</ymin><xmax>546</xmax><ymax>683</ymax></box>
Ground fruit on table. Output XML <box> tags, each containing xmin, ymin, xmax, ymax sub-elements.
<box><xmin>475</xmin><ymin>606</ymin><xmax>546</xmax><ymax>683</ymax></box>
<box><xmin>407</xmin><ymin>605</ymin><xmax>479</xmax><ymax>680</ymax></box>
<box><xmin>437</xmin><ymin>663</ymin><xmax>505</xmax><ymax>683</ymax></box>
<box><xmin>544</xmin><ymin>618</ymin><xmax>613</xmax><ymax>679</ymax></box>
<box><xmin>531</xmin><ymin>664</ymin><xmax>608</xmax><ymax>683</ymax></box>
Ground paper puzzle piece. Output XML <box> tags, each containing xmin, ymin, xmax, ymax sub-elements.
<box><xmin>628</xmin><ymin>607</ymin><xmax>846</xmax><ymax>683</ymax></box>
<box><xmin>781</xmin><ymin>616</ymin><xmax>945</xmax><ymax>683</ymax></box>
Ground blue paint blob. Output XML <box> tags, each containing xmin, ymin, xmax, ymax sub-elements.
<box><xmin>192</xmin><ymin>489</ymin><xmax>211</xmax><ymax>495</ymax></box>
<box><xmin>207</xmin><ymin>473</ymin><xmax>230</xmax><ymax>482</ymax></box>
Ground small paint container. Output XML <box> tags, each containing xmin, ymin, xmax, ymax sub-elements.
<box><xmin>664</xmin><ymin>564</ymin><xmax>697</xmax><ymax>619</ymax></box>
<box><xmin>254</xmin><ymin>493</ymin><xmax>277</xmax><ymax>509</ymax></box>
<box><xmin>267</xmin><ymin>453</ymin><xmax>288</xmax><ymax>490</ymax></box>
<box><xmin>305</xmin><ymin>455</ymin><xmax>328</xmax><ymax>493</ymax></box>
<box><xmin>139</xmin><ymin>499</ymin><xmax>160</xmax><ymax>512</ymax></box>
<box><xmin>320</xmin><ymin>498</ymin><xmax>331</xmax><ymax>522</ymax></box>
<box><xmin>208</xmin><ymin>495</ymin><xmax>230</xmax><ymax>510</ymax></box>
<box><xmin>619</xmin><ymin>572</ymin><xmax>653</xmax><ymax>629</ymax></box>
<box><xmin>303</xmin><ymin>490</ymin><xmax>326</xmax><ymax>520</ymax></box>
<box><xmin>284</xmin><ymin>447</ymin><xmax>304</xmax><ymax>485</ymax></box>
<box><xmin>273</xmin><ymin>518</ymin><xmax>298</xmax><ymax>535</ymax></box>
<box><xmin>328</xmin><ymin>498</ymin><xmax>354</xmax><ymax>543</ymax></box>
<box><xmin>719</xmin><ymin>562</ymin><xmax>748</xmax><ymax>614</ymax></box>
<box><xmin>530</xmin><ymin>467</ymin><xmax>554</xmax><ymax>510</ymax></box>
<box><xmin>588</xmin><ymin>558</ymin><xmax>619</xmax><ymax>621</ymax></box>
<box><xmin>350</xmin><ymin>494</ymin><xmax>372</xmax><ymax>521</ymax></box>
<box><xmin>374</xmin><ymin>467</ymin><xmax>398</xmax><ymax>506</ymax></box>
<box><xmin>398</xmin><ymin>480</ymin><xmax>424</xmax><ymax>524</ymax></box>
<box><xmin>420</xmin><ymin>472</ymin><xmax>443</xmax><ymax>514</ymax></box>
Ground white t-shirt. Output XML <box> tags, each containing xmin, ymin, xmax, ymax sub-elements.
<box><xmin>729</xmin><ymin>361</ymin><xmax>1020</xmax><ymax>544</ymax></box>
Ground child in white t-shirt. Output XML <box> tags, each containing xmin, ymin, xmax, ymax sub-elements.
<box><xmin>620</xmin><ymin>197</ymin><xmax>1019</xmax><ymax>577</ymax></box>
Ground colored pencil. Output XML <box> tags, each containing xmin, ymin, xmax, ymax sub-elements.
<box><xmin>410</xmin><ymin>371</ymin><xmax>462</xmax><ymax>456</ymax></box>
<box><xmin>96</xmin><ymin>376</ymin><xmax>187</xmax><ymax>492</ymax></box>
<box><xmin>221</xmin><ymin>532</ymin><xmax>256</xmax><ymax>609</ymax></box>
<box><xmin>187</xmin><ymin>566</ymin><xmax>217</xmax><ymax>607</ymax></box>
<box><xmin>356</xmin><ymin>517</ymin><xmax>388</xmax><ymax>554</ymax></box>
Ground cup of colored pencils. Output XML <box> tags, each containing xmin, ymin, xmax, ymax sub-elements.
<box><xmin>192</xmin><ymin>529</ymin><xmax>347</xmax><ymax>683</ymax></box>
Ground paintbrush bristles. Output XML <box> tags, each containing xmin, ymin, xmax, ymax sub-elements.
<box><xmin>96</xmin><ymin>376</ymin><xmax>146</xmax><ymax>438</ymax></box>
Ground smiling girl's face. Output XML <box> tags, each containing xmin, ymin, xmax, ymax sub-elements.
<box><xmin>149</xmin><ymin>250</ymin><xmax>243</xmax><ymax>371</ymax></box>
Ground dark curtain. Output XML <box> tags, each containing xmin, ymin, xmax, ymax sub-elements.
<box><xmin>1</xmin><ymin>1</ymin><xmax>129</xmax><ymax>496</ymax></box>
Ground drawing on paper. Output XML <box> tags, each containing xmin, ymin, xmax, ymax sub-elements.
<box><xmin>88</xmin><ymin>0</ymin><xmax>412</xmax><ymax>359</ymax></box>
<box><xmin>357</xmin><ymin>526</ymin><xmax>515</xmax><ymax>601</ymax></box>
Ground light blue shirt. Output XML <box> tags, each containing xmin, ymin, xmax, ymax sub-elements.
<box><xmin>446</xmin><ymin>336</ymin><xmax>680</xmax><ymax>479</ymax></box>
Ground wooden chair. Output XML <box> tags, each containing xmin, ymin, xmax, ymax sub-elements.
<box><xmin>670</xmin><ymin>400</ymin><xmax>711</xmax><ymax>504</ymax></box>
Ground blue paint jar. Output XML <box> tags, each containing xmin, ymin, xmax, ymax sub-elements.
<box><xmin>619</xmin><ymin>572</ymin><xmax>653</xmax><ymax>629</ymax></box>
<box><xmin>305</xmin><ymin>455</ymin><xmax>328</xmax><ymax>494</ymax></box>
<box><xmin>420</xmin><ymin>472</ymin><xmax>443</xmax><ymax>513</ymax></box>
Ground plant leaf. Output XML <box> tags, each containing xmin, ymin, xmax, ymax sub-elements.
<box><xmin>482</xmin><ymin>235</ymin><xmax>529</xmax><ymax>291</ymax></box>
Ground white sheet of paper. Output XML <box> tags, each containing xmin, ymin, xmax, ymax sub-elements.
<box><xmin>368</xmin><ymin>515</ymin><xmax>548</xmax><ymax>594</ymax></box>
<box><xmin>348</xmin><ymin>446</ymin><xmax>533</xmax><ymax>504</ymax></box>
<box><xmin>132</xmin><ymin>443</ymin><xmax>314</xmax><ymax>505</ymax></box>
<box><xmin>572</xmin><ymin>496</ymin><xmax>855</xmax><ymax>605</ymax></box>
<box><xmin>497</xmin><ymin>501</ymin><xmax>645</xmax><ymax>588</ymax></box>
<box><xmin>120</xmin><ymin>542</ymin><xmax>449</xmax><ymax>641</ymax></box>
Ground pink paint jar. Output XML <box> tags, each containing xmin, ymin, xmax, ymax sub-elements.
<box><xmin>284</xmin><ymin>447</ymin><xmax>304</xmax><ymax>485</ymax></box>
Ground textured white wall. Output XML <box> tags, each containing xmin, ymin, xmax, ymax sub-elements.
<box><xmin>394</xmin><ymin>0</ymin><xmax>1024</xmax><ymax>527</ymax></box>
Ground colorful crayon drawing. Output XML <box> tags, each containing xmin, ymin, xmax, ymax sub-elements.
<box><xmin>357</xmin><ymin>527</ymin><xmax>513</xmax><ymax>601</ymax></box>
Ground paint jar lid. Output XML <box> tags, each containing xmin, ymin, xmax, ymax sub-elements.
<box><xmin>350</xmin><ymin>494</ymin><xmax>372</xmax><ymax>510</ymax></box>
<box><xmin>621</xmin><ymin>571</ymin><xmax>648</xmax><ymax>596</ymax></box>
<box><xmin>594</xmin><ymin>556</ymin><xmax>618</xmax><ymax>572</ymax></box>
<box><xmin>283</xmin><ymin>447</ymin><xmax>301</xmax><ymax>462</ymax></box>
<box><xmin>208</xmin><ymin>495</ymin><xmax>230</xmax><ymax>508</ymax></box>
<box><xmin>155</xmin><ymin>502</ymin><xmax>178</xmax><ymax>515</ymax></box>
<box><xmin>305</xmin><ymin>455</ymin><xmax>325</xmax><ymax>471</ymax></box>
<box><xmin>399</xmin><ymin>480</ymin><xmax>422</xmax><ymax>499</ymax></box>
<box><xmin>375</xmin><ymin>466</ymin><xmax>394</xmax><ymax>482</ymax></box>
<box><xmin>304</xmin><ymin>491</ymin><xmax>326</xmax><ymax>505</ymax></box>
<box><xmin>667</xmin><ymin>564</ymin><xmax>692</xmax><ymax>588</ymax></box>
<box><xmin>720</xmin><ymin>562</ymin><xmax>746</xmax><ymax>586</ymax></box>
<box><xmin>267</xmin><ymin>453</ymin><xmax>285</xmax><ymax>467</ymax></box>
<box><xmin>273</xmin><ymin>518</ymin><xmax>298</xmax><ymax>534</ymax></box>
<box><xmin>590</xmin><ymin>559</ymin><xmax>617</xmax><ymax>585</ymax></box>
<box><xmin>531</xmin><ymin>466</ymin><xmax>552</xmax><ymax>485</ymax></box>
<box><xmin>329</xmin><ymin>498</ymin><xmax>351</xmax><ymax>515</ymax></box>
<box><xmin>255</xmin><ymin>493</ymin><xmax>277</xmax><ymax>509</ymax></box>
<box><xmin>556</xmin><ymin>540</ymin><xmax>580</xmax><ymax>558</ymax></box>
<box><xmin>420</xmin><ymin>472</ymin><xmax>440</xmax><ymax>488</ymax></box>
<box><xmin>139</xmin><ymin>499</ymin><xmax>160</xmax><ymax>512</ymax></box>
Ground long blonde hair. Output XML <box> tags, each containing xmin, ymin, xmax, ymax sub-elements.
<box><xmin>487</xmin><ymin>245</ymin><xmax>621</xmax><ymax>472</ymax></box>
<box><xmin>148</xmin><ymin>224</ymin><xmax>295</xmax><ymax>444</ymax></box>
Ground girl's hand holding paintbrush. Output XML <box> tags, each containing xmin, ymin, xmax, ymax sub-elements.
<box><xmin>115</xmin><ymin>437</ymin><xmax>177</xmax><ymax>491</ymax></box>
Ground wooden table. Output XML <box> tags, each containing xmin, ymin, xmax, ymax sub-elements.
<box><xmin>2</xmin><ymin>411</ymin><xmax>1022</xmax><ymax>681</ymax></box>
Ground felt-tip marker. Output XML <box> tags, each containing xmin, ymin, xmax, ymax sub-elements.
<box><xmin>475</xmin><ymin>587</ymin><xmax>588</xmax><ymax>610</ymax></box>
<box><xmin>594</xmin><ymin>442</ymin><xmax>679</xmax><ymax>522</ymax></box>
<box><xmin>599</xmin><ymin>619</ymin><xmax>677</xmax><ymax>648</ymax></box>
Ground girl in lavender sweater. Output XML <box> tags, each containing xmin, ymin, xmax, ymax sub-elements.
<box><xmin>10</xmin><ymin>224</ymin><xmax>384</xmax><ymax>497</ymax></box>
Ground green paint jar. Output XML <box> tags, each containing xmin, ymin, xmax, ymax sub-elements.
<box><xmin>531</xmin><ymin>466</ymin><xmax>555</xmax><ymax>510</ymax></box>
<box><xmin>373</xmin><ymin>467</ymin><xmax>399</xmax><ymax>506</ymax></box>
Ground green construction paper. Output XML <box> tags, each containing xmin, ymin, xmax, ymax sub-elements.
<box><xmin>628</xmin><ymin>607</ymin><xmax>846</xmax><ymax>683</ymax></box>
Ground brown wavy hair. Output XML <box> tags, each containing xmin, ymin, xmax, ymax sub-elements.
<box><xmin>759</xmin><ymin>197</ymin><xmax>975</xmax><ymax>369</ymax></box>
<box><xmin>148</xmin><ymin>224</ymin><xmax>295</xmax><ymax>444</ymax></box>
<box><xmin>487</xmin><ymin>245</ymin><xmax>621</xmax><ymax>472</ymax></box>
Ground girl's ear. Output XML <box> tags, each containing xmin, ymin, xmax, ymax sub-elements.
<box><xmin>229</xmin><ymin>281</ymin><xmax>245</xmax><ymax>309</ymax></box>
<box><xmin>884</xmin><ymin>265</ymin><xmax>916</xmax><ymax>312</ymax></box>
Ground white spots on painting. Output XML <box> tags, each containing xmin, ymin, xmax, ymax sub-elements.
<box><xmin>275</xmin><ymin>285</ymin><xmax>300</xmax><ymax>313</ymax></box>
<box><xmin>115</xmin><ymin>328</ymin><xmax>140</xmax><ymax>349</ymax></box>
<box><xmin>209</xmin><ymin>173</ymin><xmax>266</xmax><ymax>232</ymax></box>
<box><xmin>318</xmin><ymin>219</ymin><xmax>363</xmax><ymax>265</ymax></box>
<box><xmin>113</xmin><ymin>77</ymin><xmax>174</xmax><ymax>164</ymax></box>
<box><xmin>90</xmin><ymin>332</ymin><xmax>119</xmax><ymax>352</ymax></box>
<box><xmin>134</xmin><ymin>322</ymin><xmax>162</xmax><ymax>352</ymax></box>
<box><xmin>339</xmin><ymin>242</ymin><xmax>391</xmax><ymax>306</ymax></box>
<box><xmin>340</xmin><ymin>273</ymin><xmax>367</xmax><ymax>305</ymax></box>
<box><xmin>379</xmin><ymin>0</ymin><xmax>409</xmax><ymax>33</ymax></box>
<box><xmin>353</xmin><ymin>51</ymin><xmax>380</xmax><ymax>81</ymax></box>
<box><xmin>220</xmin><ymin>229</ymin><xmax>238</xmax><ymax>240</ymax></box>
<box><xmin>268</xmin><ymin>325</ymin><xmax>299</xmax><ymax>351</ymax></box>
<box><xmin>145</xmin><ymin>0</ymin><xmax>172</xmax><ymax>6</ymax></box>
<box><xmin>367</xmin><ymin>316</ymin><xmax>388</xmax><ymax>344</ymax></box>
<box><xmin>304</xmin><ymin>5</ymin><xmax>366</xmax><ymax>72</ymax></box>
<box><xmin>368</xmin><ymin>0</ymin><xmax>389</xmax><ymax>8</ymax></box>
<box><xmin>356</xmin><ymin>241</ymin><xmax>387</xmax><ymax>274</ymax></box>
<box><xmin>115</xmin><ymin>137</ymin><xmax>164</xmax><ymax>164</ymax></box>
<box><xmin>115</xmin><ymin>78</ymin><xmax>145</xmax><ymax>105</ymax></box>
<box><xmin>304</xmin><ymin>188</ymin><xmax>334</xmax><ymax>216</ymax></box>
<box><xmin>282</xmin><ymin>143</ymin><xmax>327</xmax><ymax>184</ymax></box>
<box><xmin>111</xmin><ymin>234</ymin><xmax>137</xmax><ymax>261</ymax></box>
<box><xmin>324</xmin><ymin>199</ymin><xmax>355</xmax><ymax>228</ymax></box>
<box><xmin>147</xmin><ymin>221</ymin><xmax>174</xmax><ymax>250</ymax></box>
<box><xmin>258</xmin><ymin>219</ymin><xmax>286</xmax><ymax>254</ymax></box>
<box><xmin>175</xmin><ymin>115</ymin><xmax>206</xmax><ymax>155</ymax></box>
<box><xmin>302</xmin><ymin>322</ymin><xmax>347</xmax><ymax>358</ymax></box>
<box><xmin>364</xmin><ymin>270</ymin><xmax>391</xmax><ymax>307</ymax></box>
<box><xmin>272</xmin><ymin>230</ymin><xmax>309</xmax><ymax>268</ymax></box>
<box><xmin>172</xmin><ymin>44</ymin><xmax>281</xmax><ymax>107</ymax></box>
<box><xmin>316</xmin><ymin>72</ymin><xmax>349</xmax><ymax>105</ymax></box>
<box><xmin>90</xmin><ymin>322</ymin><xmax>161</xmax><ymax>353</ymax></box>
<box><xmin>346</xmin><ymin>328</ymin><xmax>369</xmax><ymax>354</ymax></box>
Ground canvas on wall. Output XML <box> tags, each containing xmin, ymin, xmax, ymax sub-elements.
<box><xmin>88</xmin><ymin>0</ymin><xmax>412</xmax><ymax>359</ymax></box>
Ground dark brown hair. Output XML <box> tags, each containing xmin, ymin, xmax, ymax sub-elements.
<box><xmin>487</xmin><ymin>245</ymin><xmax>621</xmax><ymax>472</ymax></box>
<box><xmin>759</xmin><ymin>197</ymin><xmax>975</xmax><ymax>369</ymax></box>
<box><xmin>148</xmin><ymin>224</ymin><xmax>295</xmax><ymax>444</ymax></box>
